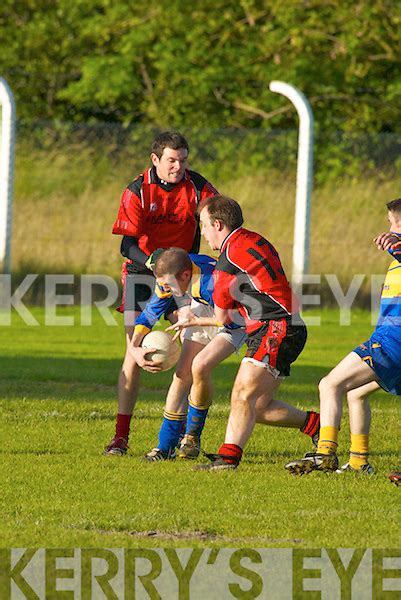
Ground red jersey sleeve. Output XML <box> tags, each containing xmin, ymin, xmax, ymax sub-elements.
<box><xmin>200</xmin><ymin>181</ymin><xmax>219</xmax><ymax>200</ymax></box>
<box><xmin>112</xmin><ymin>188</ymin><xmax>143</xmax><ymax>236</ymax></box>
<box><xmin>212</xmin><ymin>270</ymin><xmax>237</xmax><ymax>310</ymax></box>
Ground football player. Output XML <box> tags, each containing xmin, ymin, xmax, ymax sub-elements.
<box><xmin>285</xmin><ymin>198</ymin><xmax>401</xmax><ymax>476</ymax></box>
<box><xmin>104</xmin><ymin>131</ymin><xmax>218</xmax><ymax>455</ymax></box>
<box><xmin>167</xmin><ymin>196</ymin><xmax>317</xmax><ymax>470</ymax></box>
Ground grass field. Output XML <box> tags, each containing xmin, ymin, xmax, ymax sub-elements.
<box><xmin>1</xmin><ymin>306</ymin><xmax>400</xmax><ymax>549</ymax></box>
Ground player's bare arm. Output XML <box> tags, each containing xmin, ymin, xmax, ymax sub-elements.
<box><xmin>373</xmin><ymin>232</ymin><xmax>401</xmax><ymax>251</ymax></box>
<box><xmin>166</xmin><ymin>306</ymin><xmax>231</xmax><ymax>339</ymax></box>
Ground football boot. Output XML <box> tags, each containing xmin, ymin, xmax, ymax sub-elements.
<box><xmin>285</xmin><ymin>452</ymin><xmax>339</xmax><ymax>475</ymax></box>
<box><xmin>103</xmin><ymin>437</ymin><xmax>129</xmax><ymax>456</ymax></box>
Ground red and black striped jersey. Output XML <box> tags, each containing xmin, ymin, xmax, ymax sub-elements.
<box><xmin>212</xmin><ymin>227</ymin><xmax>299</xmax><ymax>333</ymax></box>
<box><xmin>112</xmin><ymin>167</ymin><xmax>217</xmax><ymax>255</ymax></box>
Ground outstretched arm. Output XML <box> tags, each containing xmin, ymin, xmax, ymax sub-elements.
<box><xmin>373</xmin><ymin>232</ymin><xmax>401</xmax><ymax>251</ymax></box>
<box><xmin>166</xmin><ymin>305</ymin><xmax>231</xmax><ymax>339</ymax></box>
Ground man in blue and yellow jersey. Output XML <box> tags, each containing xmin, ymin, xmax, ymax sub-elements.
<box><xmin>286</xmin><ymin>198</ymin><xmax>401</xmax><ymax>479</ymax></box>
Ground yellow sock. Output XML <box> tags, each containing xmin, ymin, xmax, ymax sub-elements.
<box><xmin>349</xmin><ymin>434</ymin><xmax>369</xmax><ymax>470</ymax></box>
<box><xmin>317</xmin><ymin>426</ymin><xmax>338</xmax><ymax>455</ymax></box>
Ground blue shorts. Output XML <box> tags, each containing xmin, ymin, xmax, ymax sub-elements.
<box><xmin>353</xmin><ymin>339</ymin><xmax>401</xmax><ymax>395</ymax></box>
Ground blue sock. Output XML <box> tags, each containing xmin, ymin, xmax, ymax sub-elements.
<box><xmin>158</xmin><ymin>412</ymin><xmax>186</xmax><ymax>453</ymax></box>
<box><xmin>186</xmin><ymin>404</ymin><xmax>209</xmax><ymax>439</ymax></box>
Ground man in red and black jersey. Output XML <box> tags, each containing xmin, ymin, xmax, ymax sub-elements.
<box><xmin>104</xmin><ymin>131</ymin><xmax>218</xmax><ymax>456</ymax></box>
<box><xmin>176</xmin><ymin>195</ymin><xmax>311</xmax><ymax>470</ymax></box>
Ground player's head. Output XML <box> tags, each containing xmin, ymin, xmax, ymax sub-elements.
<box><xmin>386</xmin><ymin>198</ymin><xmax>401</xmax><ymax>232</ymax></box>
<box><xmin>151</xmin><ymin>132</ymin><xmax>189</xmax><ymax>184</ymax></box>
<box><xmin>198</xmin><ymin>195</ymin><xmax>244</xmax><ymax>251</ymax></box>
<box><xmin>154</xmin><ymin>247</ymin><xmax>192</xmax><ymax>296</ymax></box>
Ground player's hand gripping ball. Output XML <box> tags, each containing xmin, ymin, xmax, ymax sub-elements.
<box><xmin>141</xmin><ymin>331</ymin><xmax>180</xmax><ymax>372</ymax></box>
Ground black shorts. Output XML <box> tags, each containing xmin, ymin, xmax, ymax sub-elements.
<box><xmin>123</xmin><ymin>273</ymin><xmax>178</xmax><ymax>317</ymax></box>
<box><xmin>244</xmin><ymin>316</ymin><xmax>307</xmax><ymax>377</ymax></box>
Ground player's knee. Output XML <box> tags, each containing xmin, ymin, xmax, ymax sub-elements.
<box><xmin>318</xmin><ymin>376</ymin><xmax>328</xmax><ymax>395</ymax></box>
<box><xmin>192</xmin><ymin>352</ymin><xmax>212</xmax><ymax>380</ymax></box>
<box><xmin>173</xmin><ymin>367</ymin><xmax>192</xmax><ymax>386</ymax></box>
<box><xmin>318</xmin><ymin>374</ymin><xmax>338</xmax><ymax>395</ymax></box>
<box><xmin>231</xmin><ymin>380</ymin><xmax>251</xmax><ymax>406</ymax></box>
<box><xmin>347</xmin><ymin>388</ymin><xmax>365</xmax><ymax>405</ymax></box>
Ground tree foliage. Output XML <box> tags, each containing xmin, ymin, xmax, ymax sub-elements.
<box><xmin>1</xmin><ymin>0</ymin><xmax>401</xmax><ymax>135</ymax></box>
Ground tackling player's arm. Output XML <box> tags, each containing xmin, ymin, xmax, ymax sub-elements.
<box><xmin>374</xmin><ymin>232</ymin><xmax>401</xmax><ymax>263</ymax></box>
<box><xmin>165</xmin><ymin>304</ymin><xmax>232</xmax><ymax>341</ymax></box>
<box><xmin>374</xmin><ymin>231</ymin><xmax>401</xmax><ymax>252</ymax></box>
<box><xmin>166</xmin><ymin>261</ymin><xmax>239</xmax><ymax>334</ymax></box>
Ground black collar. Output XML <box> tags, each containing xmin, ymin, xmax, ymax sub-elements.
<box><xmin>150</xmin><ymin>166</ymin><xmax>185</xmax><ymax>190</ymax></box>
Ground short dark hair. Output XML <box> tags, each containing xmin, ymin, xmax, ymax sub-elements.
<box><xmin>386</xmin><ymin>198</ymin><xmax>401</xmax><ymax>213</ymax></box>
<box><xmin>198</xmin><ymin>195</ymin><xmax>244</xmax><ymax>231</ymax></box>
<box><xmin>154</xmin><ymin>247</ymin><xmax>192</xmax><ymax>278</ymax></box>
<box><xmin>151</xmin><ymin>131</ymin><xmax>189</xmax><ymax>158</ymax></box>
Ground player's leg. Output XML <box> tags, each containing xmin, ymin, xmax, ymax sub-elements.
<box><xmin>285</xmin><ymin>351</ymin><xmax>378</xmax><ymax>475</ymax></box>
<box><xmin>195</xmin><ymin>362</ymin><xmax>280</xmax><ymax>470</ymax></box>
<box><xmin>190</xmin><ymin>331</ymin><xmax>239</xmax><ymax>408</ymax></box>
<box><xmin>144</xmin><ymin>338</ymin><xmax>205</xmax><ymax>461</ymax></box>
<box><xmin>347</xmin><ymin>381</ymin><xmax>376</xmax><ymax>434</ymax></box>
<box><xmin>145</xmin><ymin>301</ymin><xmax>224</xmax><ymax>461</ymax></box>
<box><xmin>196</xmin><ymin>318</ymin><xmax>307</xmax><ymax>470</ymax></box>
<box><xmin>316</xmin><ymin>352</ymin><xmax>377</xmax><ymax>455</ymax></box>
<box><xmin>225</xmin><ymin>361</ymin><xmax>281</xmax><ymax>448</ymax></box>
<box><xmin>255</xmin><ymin>396</ymin><xmax>320</xmax><ymax>445</ymax></box>
<box><xmin>179</xmin><ymin>332</ymin><xmax>240</xmax><ymax>458</ymax></box>
<box><xmin>255</xmin><ymin>396</ymin><xmax>303</xmax><ymax>427</ymax></box>
<box><xmin>336</xmin><ymin>381</ymin><xmax>379</xmax><ymax>473</ymax></box>
<box><xmin>105</xmin><ymin>316</ymin><xmax>141</xmax><ymax>455</ymax></box>
<box><xmin>319</xmin><ymin>352</ymin><xmax>377</xmax><ymax>425</ymax></box>
<box><xmin>118</xmin><ymin>320</ymin><xmax>140</xmax><ymax>412</ymax></box>
<box><xmin>105</xmin><ymin>272</ymin><xmax>154</xmax><ymax>456</ymax></box>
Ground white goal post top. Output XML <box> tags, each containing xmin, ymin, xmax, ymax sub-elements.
<box><xmin>269</xmin><ymin>81</ymin><xmax>314</xmax><ymax>286</ymax></box>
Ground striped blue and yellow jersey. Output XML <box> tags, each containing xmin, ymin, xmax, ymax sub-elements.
<box><xmin>135</xmin><ymin>254</ymin><xmax>216</xmax><ymax>334</ymax></box>
<box><xmin>372</xmin><ymin>246</ymin><xmax>401</xmax><ymax>363</ymax></box>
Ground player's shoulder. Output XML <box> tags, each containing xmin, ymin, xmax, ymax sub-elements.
<box><xmin>189</xmin><ymin>253</ymin><xmax>217</xmax><ymax>270</ymax></box>
<box><xmin>229</xmin><ymin>228</ymin><xmax>269</xmax><ymax>253</ymax></box>
<box><xmin>388</xmin><ymin>250</ymin><xmax>401</xmax><ymax>266</ymax></box>
<box><xmin>187</xmin><ymin>170</ymin><xmax>209</xmax><ymax>189</ymax></box>
<box><xmin>235</xmin><ymin>227</ymin><xmax>262</xmax><ymax>241</ymax></box>
<box><xmin>126</xmin><ymin>173</ymin><xmax>145</xmax><ymax>196</ymax></box>
<box><xmin>154</xmin><ymin>281</ymin><xmax>173</xmax><ymax>299</ymax></box>
<box><xmin>223</xmin><ymin>228</ymin><xmax>268</xmax><ymax>269</ymax></box>
<box><xmin>226</xmin><ymin>228</ymin><xmax>256</xmax><ymax>253</ymax></box>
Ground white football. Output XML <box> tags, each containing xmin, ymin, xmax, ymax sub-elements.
<box><xmin>141</xmin><ymin>330</ymin><xmax>180</xmax><ymax>371</ymax></box>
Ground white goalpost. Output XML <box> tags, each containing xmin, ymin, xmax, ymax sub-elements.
<box><xmin>0</xmin><ymin>77</ymin><xmax>16</xmax><ymax>274</ymax></box>
<box><xmin>269</xmin><ymin>81</ymin><xmax>314</xmax><ymax>287</ymax></box>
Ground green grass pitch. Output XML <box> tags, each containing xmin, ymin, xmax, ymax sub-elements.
<box><xmin>1</xmin><ymin>307</ymin><xmax>399</xmax><ymax>548</ymax></box>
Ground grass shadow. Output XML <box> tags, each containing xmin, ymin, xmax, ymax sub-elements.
<box><xmin>0</xmin><ymin>354</ymin><xmax>331</xmax><ymax>410</ymax></box>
